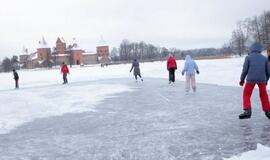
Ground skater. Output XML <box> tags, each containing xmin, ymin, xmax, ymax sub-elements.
<box><xmin>12</xmin><ymin>69</ymin><xmax>19</xmax><ymax>89</ymax></box>
<box><xmin>130</xmin><ymin>59</ymin><xmax>143</xmax><ymax>82</ymax></box>
<box><xmin>167</xmin><ymin>54</ymin><xmax>177</xmax><ymax>84</ymax></box>
<box><xmin>239</xmin><ymin>42</ymin><xmax>270</xmax><ymax>119</ymax></box>
<box><xmin>181</xmin><ymin>55</ymin><xmax>199</xmax><ymax>93</ymax></box>
<box><xmin>61</xmin><ymin>62</ymin><xmax>69</xmax><ymax>84</ymax></box>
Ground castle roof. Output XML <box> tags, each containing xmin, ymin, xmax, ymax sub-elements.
<box><xmin>83</xmin><ymin>52</ymin><xmax>96</xmax><ymax>55</ymax></box>
<box><xmin>57</xmin><ymin>37</ymin><xmax>66</xmax><ymax>43</ymax></box>
<box><xmin>97</xmin><ymin>35</ymin><xmax>108</xmax><ymax>46</ymax></box>
<box><xmin>71</xmin><ymin>38</ymin><xmax>82</xmax><ymax>50</ymax></box>
<box><xmin>37</xmin><ymin>36</ymin><xmax>50</xmax><ymax>49</ymax></box>
<box><xmin>21</xmin><ymin>46</ymin><xmax>28</xmax><ymax>55</ymax></box>
<box><xmin>30</xmin><ymin>52</ymin><xmax>38</xmax><ymax>60</ymax></box>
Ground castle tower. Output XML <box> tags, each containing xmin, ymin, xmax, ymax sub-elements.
<box><xmin>19</xmin><ymin>46</ymin><xmax>29</xmax><ymax>64</ymax></box>
<box><xmin>37</xmin><ymin>36</ymin><xmax>51</xmax><ymax>61</ymax></box>
<box><xmin>56</xmin><ymin>37</ymin><xmax>66</xmax><ymax>54</ymax></box>
<box><xmin>71</xmin><ymin>38</ymin><xmax>83</xmax><ymax>65</ymax></box>
<box><xmin>96</xmin><ymin>36</ymin><xmax>109</xmax><ymax>58</ymax></box>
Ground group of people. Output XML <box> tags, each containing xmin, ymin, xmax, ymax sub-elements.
<box><xmin>129</xmin><ymin>42</ymin><xmax>270</xmax><ymax>120</ymax></box>
<box><xmin>11</xmin><ymin>42</ymin><xmax>270</xmax><ymax>119</ymax></box>
<box><xmin>12</xmin><ymin>62</ymin><xmax>70</xmax><ymax>89</ymax></box>
<box><xmin>130</xmin><ymin>54</ymin><xmax>200</xmax><ymax>93</ymax></box>
<box><xmin>166</xmin><ymin>54</ymin><xmax>200</xmax><ymax>93</ymax></box>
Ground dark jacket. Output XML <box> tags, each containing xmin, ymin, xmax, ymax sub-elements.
<box><xmin>130</xmin><ymin>60</ymin><xmax>141</xmax><ymax>76</ymax></box>
<box><xmin>13</xmin><ymin>71</ymin><xmax>19</xmax><ymax>80</ymax></box>
<box><xmin>240</xmin><ymin>42</ymin><xmax>270</xmax><ymax>83</ymax></box>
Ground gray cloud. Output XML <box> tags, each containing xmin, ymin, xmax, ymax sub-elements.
<box><xmin>0</xmin><ymin>0</ymin><xmax>270</xmax><ymax>59</ymax></box>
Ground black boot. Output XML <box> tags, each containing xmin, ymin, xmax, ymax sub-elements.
<box><xmin>239</xmin><ymin>109</ymin><xmax>252</xmax><ymax>119</ymax></box>
<box><xmin>265</xmin><ymin>112</ymin><xmax>270</xmax><ymax>119</ymax></box>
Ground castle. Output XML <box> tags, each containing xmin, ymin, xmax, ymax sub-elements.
<box><xmin>19</xmin><ymin>37</ymin><xmax>110</xmax><ymax>68</ymax></box>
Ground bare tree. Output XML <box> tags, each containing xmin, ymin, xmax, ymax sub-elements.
<box><xmin>230</xmin><ymin>20</ymin><xmax>250</xmax><ymax>56</ymax></box>
<box><xmin>110</xmin><ymin>47</ymin><xmax>119</xmax><ymax>61</ymax></box>
<box><xmin>2</xmin><ymin>57</ymin><xmax>12</xmax><ymax>72</ymax></box>
<box><xmin>67</xmin><ymin>45</ymin><xmax>73</xmax><ymax>67</ymax></box>
<box><xmin>261</xmin><ymin>11</ymin><xmax>270</xmax><ymax>48</ymax></box>
<box><xmin>250</xmin><ymin>16</ymin><xmax>263</xmax><ymax>43</ymax></box>
<box><xmin>51</xmin><ymin>47</ymin><xmax>58</xmax><ymax>67</ymax></box>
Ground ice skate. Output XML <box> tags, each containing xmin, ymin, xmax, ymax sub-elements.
<box><xmin>239</xmin><ymin>109</ymin><xmax>251</xmax><ymax>119</ymax></box>
<box><xmin>265</xmin><ymin>112</ymin><xmax>270</xmax><ymax>119</ymax></box>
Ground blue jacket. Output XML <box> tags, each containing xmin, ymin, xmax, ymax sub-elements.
<box><xmin>182</xmin><ymin>55</ymin><xmax>199</xmax><ymax>75</ymax></box>
<box><xmin>240</xmin><ymin>42</ymin><xmax>270</xmax><ymax>83</ymax></box>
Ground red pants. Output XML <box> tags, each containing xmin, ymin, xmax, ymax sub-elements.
<box><xmin>243</xmin><ymin>83</ymin><xmax>270</xmax><ymax>112</ymax></box>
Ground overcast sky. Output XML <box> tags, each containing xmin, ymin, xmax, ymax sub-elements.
<box><xmin>0</xmin><ymin>0</ymin><xmax>270</xmax><ymax>59</ymax></box>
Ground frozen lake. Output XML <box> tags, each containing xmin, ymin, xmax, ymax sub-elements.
<box><xmin>0</xmin><ymin>78</ymin><xmax>269</xmax><ymax>160</ymax></box>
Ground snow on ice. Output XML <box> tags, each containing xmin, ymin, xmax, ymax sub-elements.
<box><xmin>0</xmin><ymin>56</ymin><xmax>270</xmax><ymax>159</ymax></box>
<box><xmin>224</xmin><ymin>144</ymin><xmax>270</xmax><ymax>160</ymax></box>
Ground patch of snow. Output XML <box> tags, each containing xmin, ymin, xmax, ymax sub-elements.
<box><xmin>0</xmin><ymin>83</ymin><xmax>132</xmax><ymax>134</ymax></box>
<box><xmin>223</xmin><ymin>144</ymin><xmax>270</xmax><ymax>160</ymax></box>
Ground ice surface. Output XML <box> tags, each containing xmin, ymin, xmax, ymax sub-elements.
<box><xmin>0</xmin><ymin>78</ymin><xmax>269</xmax><ymax>160</ymax></box>
<box><xmin>0</xmin><ymin>57</ymin><xmax>269</xmax><ymax>159</ymax></box>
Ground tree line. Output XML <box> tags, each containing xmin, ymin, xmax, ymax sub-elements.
<box><xmin>229</xmin><ymin>10</ymin><xmax>270</xmax><ymax>56</ymax></box>
<box><xmin>0</xmin><ymin>56</ymin><xmax>20</xmax><ymax>72</ymax></box>
<box><xmin>110</xmin><ymin>39</ymin><xmax>227</xmax><ymax>62</ymax></box>
<box><xmin>2</xmin><ymin>10</ymin><xmax>269</xmax><ymax>71</ymax></box>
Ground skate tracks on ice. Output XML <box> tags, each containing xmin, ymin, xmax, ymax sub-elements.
<box><xmin>0</xmin><ymin>78</ymin><xmax>270</xmax><ymax>160</ymax></box>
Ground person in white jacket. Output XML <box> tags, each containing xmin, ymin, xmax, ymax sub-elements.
<box><xmin>181</xmin><ymin>55</ymin><xmax>199</xmax><ymax>93</ymax></box>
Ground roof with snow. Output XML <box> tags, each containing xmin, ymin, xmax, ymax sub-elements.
<box><xmin>83</xmin><ymin>52</ymin><xmax>97</xmax><ymax>55</ymax></box>
<box><xmin>21</xmin><ymin>46</ymin><xmax>28</xmax><ymax>55</ymax></box>
<box><xmin>37</xmin><ymin>37</ymin><xmax>50</xmax><ymax>49</ymax></box>
<box><xmin>97</xmin><ymin>35</ymin><xmax>108</xmax><ymax>46</ymax></box>
<box><xmin>54</xmin><ymin>54</ymin><xmax>70</xmax><ymax>57</ymax></box>
<box><xmin>57</xmin><ymin>37</ymin><xmax>65</xmax><ymax>43</ymax></box>
<box><xmin>71</xmin><ymin>38</ymin><xmax>82</xmax><ymax>50</ymax></box>
<box><xmin>30</xmin><ymin>52</ymin><xmax>38</xmax><ymax>60</ymax></box>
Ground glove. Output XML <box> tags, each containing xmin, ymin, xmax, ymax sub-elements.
<box><xmin>239</xmin><ymin>81</ymin><xmax>244</xmax><ymax>86</ymax></box>
<box><xmin>196</xmin><ymin>70</ymin><xmax>200</xmax><ymax>74</ymax></box>
<box><xmin>181</xmin><ymin>71</ymin><xmax>184</xmax><ymax>76</ymax></box>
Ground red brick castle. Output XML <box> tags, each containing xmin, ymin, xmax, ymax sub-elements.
<box><xmin>20</xmin><ymin>37</ymin><xmax>110</xmax><ymax>68</ymax></box>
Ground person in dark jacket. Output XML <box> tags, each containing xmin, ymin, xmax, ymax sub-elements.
<box><xmin>13</xmin><ymin>69</ymin><xmax>19</xmax><ymax>89</ymax></box>
<box><xmin>167</xmin><ymin>54</ymin><xmax>177</xmax><ymax>84</ymax></box>
<box><xmin>130</xmin><ymin>59</ymin><xmax>143</xmax><ymax>82</ymax></box>
<box><xmin>239</xmin><ymin>42</ymin><xmax>270</xmax><ymax>119</ymax></box>
<box><xmin>61</xmin><ymin>62</ymin><xmax>69</xmax><ymax>84</ymax></box>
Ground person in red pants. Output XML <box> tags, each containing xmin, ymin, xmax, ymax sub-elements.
<box><xmin>239</xmin><ymin>42</ymin><xmax>270</xmax><ymax>119</ymax></box>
